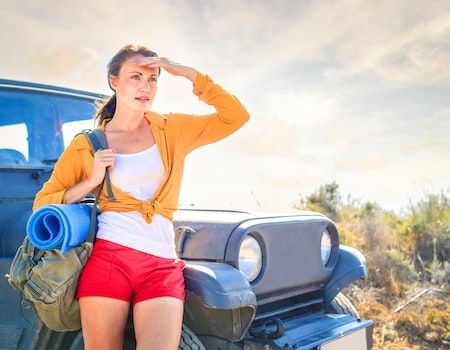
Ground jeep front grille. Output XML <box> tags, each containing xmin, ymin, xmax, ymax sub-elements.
<box><xmin>253</xmin><ymin>290</ymin><xmax>323</xmax><ymax>325</ymax></box>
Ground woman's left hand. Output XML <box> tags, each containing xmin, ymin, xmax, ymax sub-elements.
<box><xmin>135</xmin><ymin>56</ymin><xmax>198</xmax><ymax>82</ymax></box>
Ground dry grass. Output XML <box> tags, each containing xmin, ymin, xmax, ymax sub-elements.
<box><xmin>345</xmin><ymin>285</ymin><xmax>450</xmax><ymax>350</ymax></box>
<box><xmin>336</xmin><ymin>203</ymin><xmax>450</xmax><ymax>349</ymax></box>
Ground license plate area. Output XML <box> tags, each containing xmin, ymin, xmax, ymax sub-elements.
<box><xmin>319</xmin><ymin>328</ymin><xmax>369</xmax><ymax>350</ymax></box>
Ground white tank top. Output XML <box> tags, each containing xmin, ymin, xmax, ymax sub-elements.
<box><xmin>96</xmin><ymin>145</ymin><xmax>176</xmax><ymax>259</ymax></box>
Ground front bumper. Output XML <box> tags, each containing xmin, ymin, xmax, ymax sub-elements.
<box><xmin>245</xmin><ymin>313</ymin><xmax>373</xmax><ymax>350</ymax></box>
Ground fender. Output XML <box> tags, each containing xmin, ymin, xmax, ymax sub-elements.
<box><xmin>183</xmin><ymin>262</ymin><xmax>256</xmax><ymax>308</ymax></box>
<box><xmin>323</xmin><ymin>245</ymin><xmax>368</xmax><ymax>310</ymax></box>
<box><xmin>183</xmin><ymin>262</ymin><xmax>257</xmax><ymax>342</ymax></box>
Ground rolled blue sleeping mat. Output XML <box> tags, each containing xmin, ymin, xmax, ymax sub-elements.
<box><xmin>26</xmin><ymin>203</ymin><xmax>97</xmax><ymax>253</ymax></box>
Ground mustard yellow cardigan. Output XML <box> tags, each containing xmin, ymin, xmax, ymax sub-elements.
<box><xmin>33</xmin><ymin>73</ymin><xmax>250</xmax><ymax>223</ymax></box>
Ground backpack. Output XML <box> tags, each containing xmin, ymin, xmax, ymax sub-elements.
<box><xmin>7</xmin><ymin>129</ymin><xmax>113</xmax><ymax>332</ymax></box>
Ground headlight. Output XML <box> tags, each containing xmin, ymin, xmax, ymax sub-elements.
<box><xmin>238</xmin><ymin>235</ymin><xmax>262</xmax><ymax>282</ymax></box>
<box><xmin>321</xmin><ymin>229</ymin><xmax>332</xmax><ymax>265</ymax></box>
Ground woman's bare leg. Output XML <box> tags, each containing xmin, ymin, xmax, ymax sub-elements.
<box><xmin>79</xmin><ymin>296</ymin><xmax>130</xmax><ymax>350</ymax></box>
<box><xmin>133</xmin><ymin>297</ymin><xmax>184</xmax><ymax>350</ymax></box>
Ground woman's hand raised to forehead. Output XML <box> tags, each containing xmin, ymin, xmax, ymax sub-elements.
<box><xmin>135</xmin><ymin>57</ymin><xmax>198</xmax><ymax>83</ymax></box>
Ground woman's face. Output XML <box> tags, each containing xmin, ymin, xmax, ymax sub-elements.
<box><xmin>109</xmin><ymin>54</ymin><xmax>159</xmax><ymax>113</ymax></box>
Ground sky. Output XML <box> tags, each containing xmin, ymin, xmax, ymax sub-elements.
<box><xmin>1</xmin><ymin>0</ymin><xmax>449</xmax><ymax>214</ymax></box>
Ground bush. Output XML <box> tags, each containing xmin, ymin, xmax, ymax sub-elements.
<box><xmin>402</xmin><ymin>191</ymin><xmax>450</xmax><ymax>267</ymax></box>
<box><xmin>425</xmin><ymin>239</ymin><xmax>450</xmax><ymax>286</ymax></box>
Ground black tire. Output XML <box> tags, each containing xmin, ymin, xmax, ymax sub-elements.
<box><xmin>179</xmin><ymin>324</ymin><xmax>206</xmax><ymax>350</ymax></box>
<box><xmin>326</xmin><ymin>292</ymin><xmax>360</xmax><ymax>319</ymax></box>
<box><xmin>68</xmin><ymin>324</ymin><xmax>204</xmax><ymax>350</ymax></box>
<box><xmin>68</xmin><ymin>331</ymin><xmax>83</xmax><ymax>350</ymax></box>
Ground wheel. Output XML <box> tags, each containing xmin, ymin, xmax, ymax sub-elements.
<box><xmin>179</xmin><ymin>324</ymin><xmax>206</xmax><ymax>350</ymax></box>
<box><xmin>68</xmin><ymin>331</ymin><xmax>83</xmax><ymax>350</ymax></box>
<box><xmin>326</xmin><ymin>292</ymin><xmax>360</xmax><ymax>319</ymax></box>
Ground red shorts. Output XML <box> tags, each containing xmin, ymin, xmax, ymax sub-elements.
<box><xmin>77</xmin><ymin>239</ymin><xmax>185</xmax><ymax>306</ymax></box>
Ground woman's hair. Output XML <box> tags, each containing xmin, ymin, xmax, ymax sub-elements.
<box><xmin>95</xmin><ymin>44</ymin><xmax>159</xmax><ymax>125</ymax></box>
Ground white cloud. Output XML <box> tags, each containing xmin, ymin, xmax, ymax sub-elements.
<box><xmin>317</xmin><ymin>2</ymin><xmax>450</xmax><ymax>85</ymax></box>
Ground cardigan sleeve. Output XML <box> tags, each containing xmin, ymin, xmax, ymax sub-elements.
<box><xmin>166</xmin><ymin>73</ymin><xmax>250</xmax><ymax>154</ymax></box>
<box><xmin>32</xmin><ymin>134</ymin><xmax>92</xmax><ymax>211</ymax></box>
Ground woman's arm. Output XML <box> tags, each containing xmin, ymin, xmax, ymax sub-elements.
<box><xmin>33</xmin><ymin>135</ymin><xmax>113</xmax><ymax>210</ymax></box>
<box><xmin>138</xmin><ymin>55</ymin><xmax>249</xmax><ymax>150</ymax></box>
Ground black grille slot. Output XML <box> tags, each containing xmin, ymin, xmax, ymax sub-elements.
<box><xmin>253</xmin><ymin>290</ymin><xmax>323</xmax><ymax>325</ymax></box>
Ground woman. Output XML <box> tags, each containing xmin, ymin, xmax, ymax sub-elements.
<box><xmin>33</xmin><ymin>44</ymin><xmax>249</xmax><ymax>349</ymax></box>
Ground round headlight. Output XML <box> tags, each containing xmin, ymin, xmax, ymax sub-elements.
<box><xmin>238</xmin><ymin>235</ymin><xmax>262</xmax><ymax>282</ymax></box>
<box><xmin>321</xmin><ymin>229</ymin><xmax>332</xmax><ymax>265</ymax></box>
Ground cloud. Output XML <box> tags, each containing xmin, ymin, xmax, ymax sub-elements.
<box><xmin>23</xmin><ymin>47</ymin><xmax>102</xmax><ymax>88</ymax></box>
<box><xmin>307</xmin><ymin>2</ymin><xmax>450</xmax><ymax>85</ymax></box>
<box><xmin>4</xmin><ymin>1</ymin><xmax>450</xmax><ymax>89</ymax></box>
<box><xmin>401</xmin><ymin>139</ymin><xmax>441</xmax><ymax>154</ymax></box>
<box><xmin>335</xmin><ymin>152</ymin><xmax>391</xmax><ymax>172</ymax></box>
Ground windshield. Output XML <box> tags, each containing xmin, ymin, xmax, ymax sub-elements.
<box><xmin>0</xmin><ymin>87</ymin><xmax>99</xmax><ymax>167</ymax></box>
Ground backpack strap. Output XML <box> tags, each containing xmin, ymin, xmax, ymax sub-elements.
<box><xmin>83</xmin><ymin>128</ymin><xmax>106</xmax><ymax>153</ymax></box>
<box><xmin>82</xmin><ymin>129</ymin><xmax>116</xmax><ymax>244</ymax></box>
<box><xmin>82</xmin><ymin>129</ymin><xmax>116</xmax><ymax>202</ymax></box>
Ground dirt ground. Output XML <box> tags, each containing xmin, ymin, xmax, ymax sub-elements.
<box><xmin>348</xmin><ymin>285</ymin><xmax>450</xmax><ymax>350</ymax></box>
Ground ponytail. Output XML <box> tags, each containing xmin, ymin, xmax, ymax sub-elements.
<box><xmin>95</xmin><ymin>94</ymin><xmax>116</xmax><ymax>126</ymax></box>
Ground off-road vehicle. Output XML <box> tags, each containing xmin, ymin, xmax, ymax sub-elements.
<box><xmin>0</xmin><ymin>79</ymin><xmax>373</xmax><ymax>349</ymax></box>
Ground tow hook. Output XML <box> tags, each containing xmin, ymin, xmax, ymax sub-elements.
<box><xmin>249</xmin><ymin>318</ymin><xmax>285</xmax><ymax>339</ymax></box>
